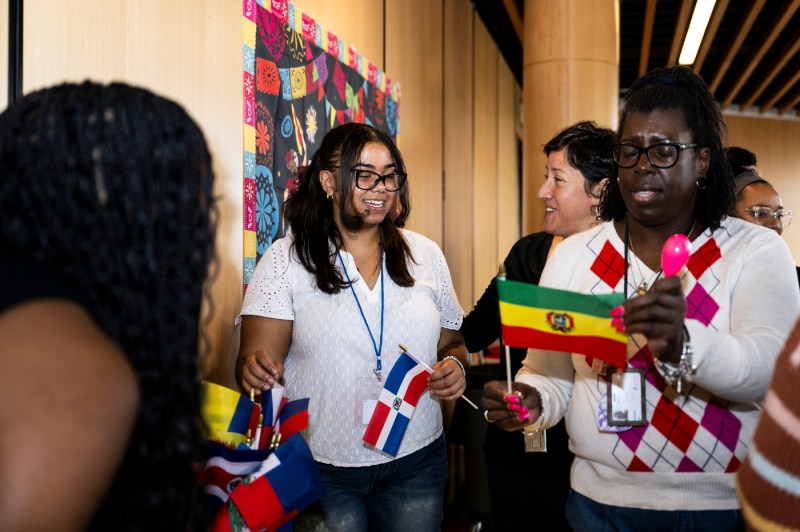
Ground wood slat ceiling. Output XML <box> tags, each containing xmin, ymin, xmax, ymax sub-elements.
<box><xmin>479</xmin><ymin>0</ymin><xmax>800</xmax><ymax>119</ymax></box>
<box><xmin>620</xmin><ymin>0</ymin><xmax>800</xmax><ymax>117</ymax></box>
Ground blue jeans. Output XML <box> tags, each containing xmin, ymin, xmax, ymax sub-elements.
<box><xmin>566</xmin><ymin>489</ymin><xmax>744</xmax><ymax>532</ymax></box>
<box><xmin>296</xmin><ymin>434</ymin><xmax>448</xmax><ymax>532</ymax></box>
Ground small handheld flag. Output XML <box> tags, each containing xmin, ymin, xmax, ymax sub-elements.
<box><xmin>202</xmin><ymin>381</ymin><xmax>261</xmax><ymax>448</ymax></box>
<box><xmin>362</xmin><ymin>351</ymin><xmax>431</xmax><ymax>457</ymax></box>
<box><xmin>497</xmin><ymin>277</ymin><xmax>627</xmax><ymax>368</ymax></box>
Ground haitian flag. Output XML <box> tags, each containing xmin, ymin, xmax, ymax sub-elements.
<box><xmin>277</xmin><ymin>398</ymin><xmax>310</xmax><ymax>441</ymax></box>
<box><xmin>497</xmin><ymin>277</ymin><xmax>627</xmax><ymax>368</ymax></box>
<box><xmin>362</xmin><ymin>352</ymin><xmax>431</xmax><ymax>457</ymax></box>
<box><xmin>211</xmin><ymin>434</ymin><xmax>324</xmax><ymax>532</ymax></box>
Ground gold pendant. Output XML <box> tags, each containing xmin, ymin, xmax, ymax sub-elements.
<box><xmin>637</xmin><ymin>282</ymin><xmax>647</xmax><ymax>296</ymax></box>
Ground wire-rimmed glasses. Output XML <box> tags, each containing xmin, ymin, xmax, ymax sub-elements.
<box><xmin>745</xmin><ymin>206</ymin><xmax>793</xmax><ymax>229</ymax></box>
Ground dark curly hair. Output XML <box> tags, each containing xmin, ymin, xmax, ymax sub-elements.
<box><xmin>0</xmin><ymin>82</ymin><xmax>216</xmax><ymax>529</ymax></box>
<box><xmin>544</xmin><ymin>120</ymin><xmax>617</xmax><ymax>197</ymax></box>
<box><xmin>284</xmin><ymin>122</ymin><xmax>414</xmax><ymax>294</ymax></box>
<box><xmin>601</xmin><ymin>66</ymin><xmax>733</xmax><ymax>230</ymax></box>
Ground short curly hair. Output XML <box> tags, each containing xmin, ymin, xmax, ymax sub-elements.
<box><xmin>601</xmin><ymin>66</ymin><xmax>733</xmax><ymax>230</ymax></box>
<box><xmin>544</xmin><ymin>120</ymin><xmax>617</xmax><ymax>197</ymax></box>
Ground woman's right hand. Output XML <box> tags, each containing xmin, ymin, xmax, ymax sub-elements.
<box><xmin>481</xmin><ymin>380</ymin><xmax>543</xmax><ymax>432</ymax></box>
<box><xmin>236</xmin><ymin>349</ymin><xmax>284</xmax><ymax>395</ymax></box>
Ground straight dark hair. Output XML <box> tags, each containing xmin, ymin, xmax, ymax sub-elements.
<box><xmin>283</xmin><ymin>122</ymin><xmax>414</xmax><ymax>294</ymax></box>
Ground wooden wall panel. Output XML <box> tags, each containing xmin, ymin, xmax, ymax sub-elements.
<box><xmin>472</xmin><ymin>17</ymin><xmax>499</xmax><ymax>300</ymax></box>
<box><xmin>522</xmin><ymin>0</ymin><xmax>618</xmax><ymax>235</ymax></box>
<box><xmin>726</xmin><ymin>115</ymin><xmax>800</xmax><ymax>264</ymax></box>
<box><xmin>496</xmin><ymin>59</ymin><xmax>521</xmax><ymax>264</ymax></box>
<box><xmin>443</xmin><ymin>0</ymin><xmax>475</xmax><ymax>312</ymax></box>
<box><xmin>289</xmin><ymin>0</ymin><xmax>384</xmax><ymax>68</ymax></box>
<box><xmin>385</xmin><ymin>0</ymin><xmax>444</xmax><ymax>245</ymax></box>
<box><xmin>22</xmin><ymin>0</ymin><xmax>244</xmax><ymax>387</ymax></box>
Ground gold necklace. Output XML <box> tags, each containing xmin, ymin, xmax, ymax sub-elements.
<box><xmin>627</xmin><ymin>234</ymin><xmax>662</xmax><ymax>296</ymax></box>
<box><xmin>628</xmin><ymin>220</ymin><xmax>697</xmax><ymax>295</ymax></box>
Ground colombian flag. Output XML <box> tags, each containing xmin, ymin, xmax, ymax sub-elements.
<box><xmin>497</xmin><ymin>277</ymin><xmax>627</xmax><ymax>368</ymax></box>
<box><xmin>202</xmin><ymin>381</ymin><xmax>261</xmax><ymax>448</ymax></box>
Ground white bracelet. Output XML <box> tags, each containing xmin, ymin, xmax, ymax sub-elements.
<box><xmin>443</xmin><ymin>355</ymin><xmax>466</xmax><ymax>376</ymax></box>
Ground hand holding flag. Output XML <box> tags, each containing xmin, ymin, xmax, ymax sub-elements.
<box><xmin>362</xmin><ymin>350</ymin><xmax>432</xmax><ymax>457</ymax></box>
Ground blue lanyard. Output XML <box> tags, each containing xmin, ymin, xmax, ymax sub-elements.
<box><xmin>337</xmin><ymin>232</ymin><xmax>385</xmax><ymax>381</ymax></box>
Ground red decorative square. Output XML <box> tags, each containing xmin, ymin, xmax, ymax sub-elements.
<box><xmin>590</xmin><ymin>240</ymin><xmax>625</xmax><ymax>288</ymax></box>
<box><xmin>651</xmin><ymin>396</ymin><xmax>699</xmax><ymax>453</ymax></box>
<box><xmin>687</xmin><ymin>238</ymin><xmax>721</xmax><ymax>279</ymax></box>
<box><xmin>627</xmin><ymin>455</ymin><xmax>652</xmax><ymax>472</ymax></box>
<box><xmin>725</xmin><ymin>455</ymin><xmax>741</xmax><ymax>473</ymax></box>
<box><xmin>301</xmin><ymin>13</ymin><xmax>316</xmax><ymax>41</ymax></box>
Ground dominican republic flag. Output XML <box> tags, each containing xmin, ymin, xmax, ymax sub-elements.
<box><xmin>257</xmin><ymin>387</ymin><xmax>286</xmax><ymax>449</ymax></box>
<box><xmin>362</xmin><ymin>352</ymin><xmax>431</xmax><ymax>457</ymax></box>
<box><xmin>199</xmin><ymin>441</ymin><xmax>273</xmax><ymax>507</ymax></box>
<box><xmin>210</xmin><ymin>434</ymin><xmax>324</xmax><ymax>532</ymax></box>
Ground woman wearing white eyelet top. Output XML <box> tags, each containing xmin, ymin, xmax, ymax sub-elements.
<box><xmin>236</xmin><ymin>122</ymin><xmax>468</xmax><ymax>532</ymax></box>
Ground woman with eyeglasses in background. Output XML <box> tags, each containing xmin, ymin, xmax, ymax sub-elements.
<box><xmin>235</xmin><ymin>122</ymin><xmax>468</xmax><ymax>532</ymax></box>
<box><xmin>481</xmin><ymin>66</ymin><xmax>799</xmax><ymax>531</ymax></box>
<box><xmin>727</xmin><ymin>146</ymin><xmax>799</xmax><ymax>288</ymax></box>
<box><xmin>727</xmin><ymin>146</ymin><xmax>793</xmax><ymax>236</ymax></box>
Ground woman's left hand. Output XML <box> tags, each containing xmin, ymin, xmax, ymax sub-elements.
<box><xmin>619</xmin><ymin>276</ymin><xmax>686</xmax><ymax>363</ymax></box>
<box><xmin>428</xmin><ymin>358</ymin><xmax>467</xmax><ymax>401</ymax></box>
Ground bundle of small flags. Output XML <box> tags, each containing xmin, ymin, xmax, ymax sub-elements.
<box><xmin>199</xmin><ymin>381</ymin><xmax>320</xmax><ymax>531</ymax></box>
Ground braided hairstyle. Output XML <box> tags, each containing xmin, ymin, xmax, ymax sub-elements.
<box><xmin>284</xmin><ymin>122</ymin><xmax>414</xmax><ymax>294</ymax></box>
<box><xmin>601</xmin><ymin>66</ymin><xmax>733</xmax><ymax>230</ymax></box>
<box><xmin>544</xmin><ymin>120</ymin><xmax>617</xmax><ymax>197</ymax></box>
<box><xmin>0</xmin><ymin>82</ymin><xmax>216</xmax><ymax>529</ymax></box>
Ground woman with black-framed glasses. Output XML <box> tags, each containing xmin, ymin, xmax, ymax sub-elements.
<box><xmin>482</xmin><ymin>65</ymin><xmax>799</xmax><ymax>531</ymax></box>
<box><xmin>235</xmin><ymin>122</ymin><xmax>468</xmax><ymax>531</ymax></box>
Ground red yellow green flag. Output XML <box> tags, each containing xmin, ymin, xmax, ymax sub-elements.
<box><xmin>497</xmin><ymin>277</ymin><xmax>627</xmax><ymax>368</ymax></box>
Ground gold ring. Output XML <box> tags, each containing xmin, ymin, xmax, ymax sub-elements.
<box><xmin>484</xmin><ymin>410</ymin><xmax>496</xmax><ymax>423</ymax></box>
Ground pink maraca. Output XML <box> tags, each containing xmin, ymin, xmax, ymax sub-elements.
<box><xmin>661</xmin><ymin>234</ymin><xmax>692</xmax><ymax>277</ymax></box>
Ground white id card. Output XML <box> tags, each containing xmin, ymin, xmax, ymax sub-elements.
<box><xmin>606</xmin><ymin>368</ymin><xmax>646</xmax><ymax>426</ymax></box>
<box><xmin>354</xmin><ymin>378</ymin><xmax>380</xmax><ymax>427</ymax></box>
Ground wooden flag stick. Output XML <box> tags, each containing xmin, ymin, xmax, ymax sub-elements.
<box><xmin>399</xmin><ymin>344</ymin><xmax>478</xmax><ymax>410</ymax></box>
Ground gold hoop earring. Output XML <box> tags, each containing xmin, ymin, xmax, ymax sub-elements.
<box><xmin>696</xmin><ymin>176</ymin><xmax>708</xmax><ymax>190</ymax></box>
<box><xmin>590</xmin><ymin>204</ymin><xmax>601</xmax><ymax>220</ymax></box>
<box><xmin>326</xmin><ymin>192</ymin><xmax>333</xmax><ymax>201</ymax></box>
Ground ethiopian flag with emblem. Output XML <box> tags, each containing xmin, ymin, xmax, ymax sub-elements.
<box><xmin>497</xmin><ymin>277</ymin><xmax>627</xmax><ymax>368</ymax></box>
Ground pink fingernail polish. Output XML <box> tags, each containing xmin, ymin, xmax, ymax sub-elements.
<box><xmin>517</xmin><ymin>411</ymin><xmax>529</xmax><ymax>421</ymax></box>
<box><xmin>509</xmin><ymin>404</ymin><xmax>521</xmax><ymax>412</ymax></box>
<box><xmin>504</xmin><ymin>394</ymin><xmax>520</xmax><ymax>404</ymax></box>
<box><xmin>610</xmin><ymin>305</ymin><xmax>624</xmax><ymax>317</ymax></box>
<box><xmin>611</xmin><ymin>317</ymin><xmax>623</xmax><ymax>327</ymax></box>
<box><xmin>616</xmin><ymin>325</ymin><xmax>626</xmax><ymax>333</ymax></box>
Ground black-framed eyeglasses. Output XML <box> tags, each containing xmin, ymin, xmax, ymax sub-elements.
<box><xmin>330</xmin><ymin>166</ymin><xmax>407</xmax><ymax>191</ymax></box>
<box><xmin>612</xmin><ymin>143</ymin><xmax>700</xmax><ymax>169</ymax></box>
<box><xmin>745</xmin><ymin>206</ymin><xmax>793</xmax><ymax>228</ymax></box>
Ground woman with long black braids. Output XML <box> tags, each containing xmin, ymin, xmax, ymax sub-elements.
<box><xmin>0</xmin><ymin>82</ymin><xmax>216</xmax><ymax>529</ymax></box>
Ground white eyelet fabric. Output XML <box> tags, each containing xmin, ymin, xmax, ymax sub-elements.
<box><xmin>238</xmin><ymin>229</ymin><xmax>464</xmax><ymax>466</ymax></box>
